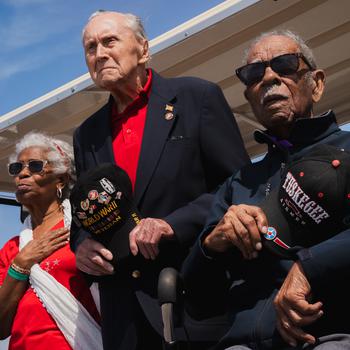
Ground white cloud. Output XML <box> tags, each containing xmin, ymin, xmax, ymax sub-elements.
<box><xmin>0</xmin><ymin>61</ymin><xmax>30</xmax><ymax>80</ymax></box>
<box><xmin>0</xmin><ymin>40</ymin><xmax>79</xmax><ymax>80</ymax></box>
<box><xmin>1</xmin><ymin>16</ymin><xmax>52</xmax><ymax>50</ymax></box>
<box><xmin>0</xmin><ymin>2</ymin><xmax>76</xmax><ymax>51</ymax></box>
<box><xmin>0</xmin><ymin>0</ymin><xmax>84</xmax><ymax>80</ymax></box>
<box><xmin>3</xmin><ymin>0</ymin><xmax>56</xmax><ymax>7</ymax></box>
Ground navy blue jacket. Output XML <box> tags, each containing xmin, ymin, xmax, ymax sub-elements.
<box><xmin>183</xmin><ymin>111</ymin><xmax>350</xmax><ymax>350</ymax></box>
<box><xmin>70</xmin><ymin>70</ymin><xmax>249</xmax><ymax>350</ymax></box>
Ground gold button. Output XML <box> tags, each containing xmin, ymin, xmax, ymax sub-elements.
<box><xmin>131</xmin><ymin>270</ymin><xmax>141</xmax><ymax>279</ymax></box>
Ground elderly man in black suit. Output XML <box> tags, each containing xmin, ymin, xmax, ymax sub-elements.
<box><xmin>70</xmin><ymin>10</ymin><xmax>249</xmax><ymax>350</ymax></box>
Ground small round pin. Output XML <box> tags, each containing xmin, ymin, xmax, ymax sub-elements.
<box><xmin>164</xmin><ymin>112</ymin><xmax>174</xmax><ymax>120</ymax></box>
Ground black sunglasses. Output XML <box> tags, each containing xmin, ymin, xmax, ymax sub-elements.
<box><xmin>8</xmin><ymin>160</ymin><xmax>48</xmax><ymax>176</ymax></box>
<box><xmin>235</xmin><ymin>53</ymin><xmax>314</xmax><ymax>87</ymax></box>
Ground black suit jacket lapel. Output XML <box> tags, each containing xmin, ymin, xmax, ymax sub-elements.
<box><xmin>91</xmin><ymin>96</ymin><xmax>115</xmax><ymax>164</ymax></box>
<box><xmin>134</xmin><ymin>71</ymin><xmax>177</xmax><ymax>205</ymax></box>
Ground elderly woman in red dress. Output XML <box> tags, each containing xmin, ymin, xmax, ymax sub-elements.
<box><xmin>0</xmin><ymin>132</ymin><xmax>102</xmax><ymax>350</ymax></box>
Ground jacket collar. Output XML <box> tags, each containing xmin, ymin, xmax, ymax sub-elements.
<box><xmin>254</xmin><ymin>110</ymin><xmax>339</xmax><ymax>152</ymax></box>
<box><xmin>147</xmin><ymin>69</ymin><xmax>177</xmax><ymax>101</ymax></box>
<box><xmin>133</xmin><ymin>70</ymin><xmax>178</xmax><ymax>205</ymax></box>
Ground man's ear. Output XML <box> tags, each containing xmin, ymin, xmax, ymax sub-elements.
<box><xmin>138</xmin><ymin>39</ymin><xmax>150</xmax><ymax>64</ymax></box>
<box><xmin>311</xmin><ymin>69</ymin><xmax>325</xmax><ymax>103</ymax></box>
<box><xmin>243</xmin><ymin>88</ymin><xmax>250</xmax><ymax>101</ymax></box>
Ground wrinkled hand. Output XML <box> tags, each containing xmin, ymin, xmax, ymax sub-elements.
<box><xmin>75</xmin><ymin>237</ymin><xmax>114</xmax><ymax>276</ymax></box>
<box><xmin>274</xmin><ymin>261</ymin><xmax>324</xmax><ymax>347</ymax></box>
<box><xmin>203</xmin><ymin>204</ymin><xmax>267</xmax><ymax>259</ymax></box>
<box><xmin>129</xmin><ymin>218</ymin><xmax>174</xmax><ymax>260</ymax></box>
<box><xmin>14</xmin><ymin>227</ymin><xmax>70</xmax><ymax>269</ymax></box>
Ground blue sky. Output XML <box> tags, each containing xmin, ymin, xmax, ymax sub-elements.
<box><xmin>0</xmin><ymin>0</ymin><xmax>224</xmax><ymax>116</ymax></box>
<box><xmin>0</xmin><ymin>1</ymin><xmax>224</xmax><ymax>347</ymax></box>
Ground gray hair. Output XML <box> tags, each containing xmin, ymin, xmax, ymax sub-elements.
<box><xmin>9</xmin><ymin>132</ymin><xmax>76</xmax><ymax>200</ymax></box>
<box><xmin>243</xmin><ymin>29</ymin><xmax>317</xmax><ymax>69</ymax></box>
<box><xmin>83</xmin><ymin>10</ymin><xmax>148</xmax><ymax>42</ymax></box>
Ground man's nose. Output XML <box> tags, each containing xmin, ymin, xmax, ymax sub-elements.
<box><xmin>261</xmin><ymin>66</ymin><xmax>281</xmax><ymax>86</ymax></box>
<box><xmin>96</xmin><ymin>43</ymin><xmax>108</xmax><ymax>59</ymax></box>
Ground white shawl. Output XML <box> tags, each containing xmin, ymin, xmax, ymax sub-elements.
<box><xmin>19</xmin><ymin>199</ymin><xmax>103</xmax><ymax>350</ymax></box>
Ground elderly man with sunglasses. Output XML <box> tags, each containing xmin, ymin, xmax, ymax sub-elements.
<box><xmin>182</xmin><ymin>30</ymin><xmax>350</xmax><ymax>350</ymax></box>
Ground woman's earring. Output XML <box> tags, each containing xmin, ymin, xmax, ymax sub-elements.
<box><xmin>57</xmin><ymin>187</ymin><xmax>63</xmax><ymax>199</ymax></box>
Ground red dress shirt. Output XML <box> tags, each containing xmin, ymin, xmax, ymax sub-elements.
<box><xmin>110</xmin><ymin>69</ymin><xmax>153</xmax><ymax>191</ymax></box>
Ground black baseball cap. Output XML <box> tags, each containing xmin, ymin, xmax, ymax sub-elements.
<box><xmin>260</xmin><ymin>144</ymin><xmax>350</xmax><ymax>259</ymax></box>
<box><xmin>70</xmin><ymin>163</ymin><xmax>142</xmax><ymax>267</ymax></box>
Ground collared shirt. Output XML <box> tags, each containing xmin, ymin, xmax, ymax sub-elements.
<box><xmin>269</xmin><ymin>136</ymin><xmax>293</xmax><ymax>149</ymax></box>
<box><xmin>110</xmin><ymin>69</ymin><xmax>153</xmax><ymax>191</ymax></box>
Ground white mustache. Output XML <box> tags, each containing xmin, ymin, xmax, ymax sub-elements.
<box><xmin>260</xmin><ymin>85</ymin><xmax>288</xmax><ymax>105</ymax></box>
